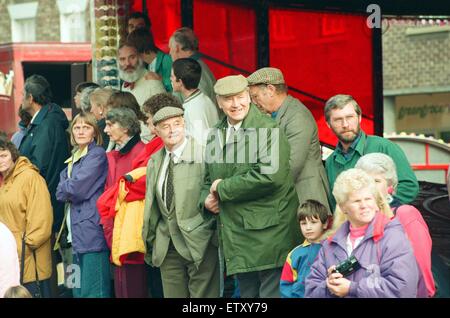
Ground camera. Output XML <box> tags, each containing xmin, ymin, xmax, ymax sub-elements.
<box><xmin>332</xmin><ymin>256</ymin><xmax>361</xmax><ymax>277</ymax></box>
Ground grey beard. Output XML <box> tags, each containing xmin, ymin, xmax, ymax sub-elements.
<box><xmin>119</xmin><ymin>61</ymin><xmax>146</xmax><ymax>83</ymax></box>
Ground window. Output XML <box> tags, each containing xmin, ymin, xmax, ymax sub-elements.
<box><xmin>7</xmin><ymin>2</ymin><xmax>38</xmax><ymax>42</ymax></box>
<box><xmin>57</xmin><ymin>0</ymin><xmax>88</xmax><ymax>42</ymax></box>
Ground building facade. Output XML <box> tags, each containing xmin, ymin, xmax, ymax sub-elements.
<box><xmin>0</xmin><ymin>0</ymin><xmax>90</xmax><ymax>44</ymax></box>
<box><xmin>382</xmin><ymin>19</ymin><xmax>450</xmax><ymax>143</ymax></box>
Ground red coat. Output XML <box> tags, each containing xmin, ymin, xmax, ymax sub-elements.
<box><xmin>105</xmin><ymin>135</ymin><xmax>145</xmax><ymax>190</ymax></box>
<box><xmin>98</xmin><ymin>136</ymin><xmax>163</xmax><ymax>265</ymax></box>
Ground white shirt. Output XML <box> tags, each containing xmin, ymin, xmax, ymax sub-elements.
<box><xmin>157</xmin><ymin>138</ymin><xmax>188</xmax><ymax>206</ymax></box>
<box><xmin>183</xmin><ymin>90</ymin><xmax>219</xmax><ymax>146</ymax></box>
<box><xmin>148</xmin><ymin>59</ymin><xmax>157</xmax><ymax>72</ymax></box>
<box><xmin>346</xmin><ymin>233</ymin><xmax>364</xmax><ymax>256</ymax></box>
<box><xmin>30</xmin><ymin>109</ymin><xmax>41</xmax><ymax>124</ymax></box>
<box><xmin>226</xmin><ymin>119</ymin><xmax>242</xmax><ymax>143</ymax></box>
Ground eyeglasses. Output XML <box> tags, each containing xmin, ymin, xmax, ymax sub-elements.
<box><xmin>331</xmin><ymin>115</ymin><xmax>358</xmax><ymax>126</ymax></box>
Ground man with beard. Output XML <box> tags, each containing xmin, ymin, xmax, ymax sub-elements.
<box><xmin>119</xmin><ymin>42</ymin><xmax>165</xmax><ymax>107</ymax></box>
<box><xmin>324</xmin><ymin>94</ymin><xmax>419</xmax><ymax>211</ymax></box>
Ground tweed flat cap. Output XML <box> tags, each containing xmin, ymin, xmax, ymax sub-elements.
<box><xmin>247</xmin><ymin>67</ymin><xmax>285</xmax><ymax>85</ymax></box>
<box><xmin>152</xmin><ymin>106</ymin><xmax>184</xmax><ymax>125</ymax></box>
<box><xmin>214</xmin><ymin>75</ymin><xmax>248</xmax><ymax>97</ymax></box>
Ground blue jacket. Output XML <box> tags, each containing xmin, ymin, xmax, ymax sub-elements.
<box><xmin>280</xmin><ymin>241</ymin><xmax>322</xmax><ymax>298</ymax></box>
<box><xmin>305</xmin><ymin>213</ymin><xmax>426</xmax><ymax>298</ymax></box>
<box><xmin>56</xmin><ymin>142</ymin><xmax>109</xmax><ymax>254</ymax></box>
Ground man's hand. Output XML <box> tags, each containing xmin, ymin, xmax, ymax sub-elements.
<box><xmin>326</xmin><ymin>265</ymin><xmax>351</xmax><ymax>297</ymax></box>
<box><xmin>145</xmin><ymin>71</ymin><xmax>162</xmax><ymax>81</ymax></box>
<box><xmin>204</xmin><ymin>193</ymin><xmax>220</xmax><ymax>214</ymax></box>
<box><xmin>210</xmin><ymin>179</ymin><xmax>222</xmax><ymax>194</ymax></box>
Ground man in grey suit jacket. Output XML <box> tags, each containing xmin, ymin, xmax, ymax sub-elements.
<box><xmin>142</xmin><ymin>106</ymin><xmax>220</xmax><ymax>298</ymax></box>
<box><xmin>248</xmin><ymin>67</ymin><xmax>331</xmax><ymax>214</ymax></box>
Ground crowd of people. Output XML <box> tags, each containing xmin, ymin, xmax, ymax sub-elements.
<box><xmin>0</xmin><ymin>11</ymin><xmax>441</xmax><ymax>299</ymax></box>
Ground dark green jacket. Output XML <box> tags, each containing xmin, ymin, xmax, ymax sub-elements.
<box><xmin>199</xmin><ymin>104</ymin><xmax>301</xmax><ymax>275</ymax></box>
<box><xmin>325</xmin><ymin>131</ymin><xmax>419</xmax><ymax>211</ymax></box>
<box><xmin>154</xmin><ymin>50</ymin><xmax>173</xmax><ymax>92</ymax></box>
<box><xmin>19</xmin><ymin>103</ymin><xmax>70</xmax><ymax>232</ymax></box>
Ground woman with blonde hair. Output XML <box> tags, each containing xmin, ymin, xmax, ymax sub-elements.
<box><xmin>355</xmin><ymin>152</ymin><xmax>435</xmax><ymax>297</ymax></box>
<box><xmin>56</xmin><ymin>112</ymin><xmax>110</xmax><ymax>297</ymax></box>
<box><xmin>3</xmin><ymin>285</ymin><xmax>32</xmax><ymax>298</ymax></box>
<box><xmin>305</xmin><ymin>168</ymin><xmax>426</xmax><ymax>298</ymax></box>
<box><xmin>89</xmin><ymin>87</ymin><xmax>114</xmax><ymax>149</ymax></box>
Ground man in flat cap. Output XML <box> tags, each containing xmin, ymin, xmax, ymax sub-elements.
<box><xmin>248</xmin><ymin>67</ymin><xmax>331</xmax><ymax>214</ymax></box>
<box><xmin>142</xmin><ymin>106</ymin><xmax>220</xmax><ymax>298</ymax></box>
<box><xmin>199</xmin><ymin>74</ymin><xmax>301</xmax><ymax>298</ymax></box>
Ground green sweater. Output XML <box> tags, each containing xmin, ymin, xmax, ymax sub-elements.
<box><xmin>325</xmin><ymin>131</ymin><xmax>419</xmax><ymax>211</ymax></box>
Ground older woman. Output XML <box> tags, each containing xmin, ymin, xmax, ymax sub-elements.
<box><xmin>355</xmin><ymin>153</ymin><xmax>435</xmax><ymax>297</ymax></box>
<box><xmin>106</xmin><ymin>91</ymin><xmax>152</xmax><ymax>146</ymax></box>
<box><xmin>56</xmin><ymin>112</ymin><xmax>110</xmax><ymax>297</ymax></box>
<box><xmin>305</xmin><ymin>168</ymin><xmax>425</xmax><ymax>298</ymax></box>
<box><xmin>89</xmin><ymin>87</ymin><xmax>114</xmax><ymax>149</ymax></box>
<box><xmin>104</xmin><ymin>107</ymin><xmax>145</xmax><ymax>188</ymax></box>
<box><xmin>0</xmin><ymin>136</ymin><xmax>53</xmax><ymax>298</ymax></box>
<box><xmin>100</xmin><ymin>107</ymin><xmax>146</xmax><ymax>298</ymax></box>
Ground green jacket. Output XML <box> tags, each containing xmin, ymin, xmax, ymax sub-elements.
<box><xmin>199</xmin><ymin>104</ymin><xmax>301</xmax><ymax>275</ymax></box>
<box><xmin>142</xmin><ymin>138</ymin><xmax>216</xmax><ymax>268</ymax></box>
<box><xmin>154</xmin><ymin>50</ymin><xmax>173</xmax><ymax>92</ymax></box>
<box><xmin>325</xmin><ymin>131</ymin><xmax>419</xmax><ymax>211</ymax></box>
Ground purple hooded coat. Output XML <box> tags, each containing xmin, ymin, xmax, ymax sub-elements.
<box><xmin>305</xmin><ymin>213</ymin><xmax>427</xmax><ymax>298</ymax></box>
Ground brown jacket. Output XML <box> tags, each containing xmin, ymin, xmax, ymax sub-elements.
<box><xmin>0</xmin><ymin>157</ymin><xmax>53</xmax><ymax>283</ymax></box>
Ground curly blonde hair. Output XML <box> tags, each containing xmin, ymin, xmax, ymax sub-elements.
<box><xmin>325</xmin><ymin>168</ymin><xmax>393</xmax><ymax>239</ymax></box>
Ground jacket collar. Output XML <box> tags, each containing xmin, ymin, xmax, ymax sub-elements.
<box><xmin>274</xmin><ymin>95</ymin><xmax>291</xmax><ymax>122</ymax></box>
<box><xmin>333</xmin><ymin>130</ymin><xmax>367</xmax><ymax>159</ymax></box>
<box><xmin>119</xmin><ymin>134</ymin><xmax>141</xmax><ymax>155</ymax></box>
<box><xmin>329</xmin><ymin>212</ymin><xmax>391</xmax><ymax>249</ymax></box>
<box><xmin>30</xmin><ymin>103</ymin><xmax>50</xmax><ymax>126</ymax></box>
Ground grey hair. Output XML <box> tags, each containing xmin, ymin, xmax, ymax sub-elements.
<box><xmin>170</xmin><ymin>27</ymin><xmax>198</xmax><ymax>52</ymax></box>
<box><xmin>324</xmin><ymin>94</ymin><xmax>362</xmax><ymax>123</ymax></box>
<box><xmin>355</xmin><ymin>153</ymin><xmax>398</xmax><ymax>189</ymax></box>
<box><xmin>105</xmin><ymin>107</ymin><xmax>141</xmax><ymax>136</ymax></box>
<box><xmin>80</xmin><ymin>86</ymin><xmax>98</xmax><ymax>112</ymax></box>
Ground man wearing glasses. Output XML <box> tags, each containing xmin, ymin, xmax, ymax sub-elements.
<box><xmin>324</xmin><ymin>94</ymin><xmax>419</xmax><ymax>211</ymax></box>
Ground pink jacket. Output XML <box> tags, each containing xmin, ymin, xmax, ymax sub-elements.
<box><xmin>0</xmin><ymin>222</ymin><xmax>20</xmax><ymax>298</ymax></box>
<box><xmin>394</xmin><ymin>205</ymin><xmax>435</xmax><ymax>297</ymax></box>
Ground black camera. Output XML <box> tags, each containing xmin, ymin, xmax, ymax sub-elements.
<box><xmin>332</xmin><ymin>256</ymin><xmax>361</xmax><ymax>277</ymax></box>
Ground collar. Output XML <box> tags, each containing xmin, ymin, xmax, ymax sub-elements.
<box><xmin>184</xmin><ymin>89</ymin><xmax>201</xmax><ymax>104</ymax></box>
<box><xmin>119</xmin><ymin>134</ymin><xmax>141</xmax><ymax>155</ymax></box>
<box><xmin>336</xmin><ymin>131</ymin><xmax>362</xmax><ymax>154</ymax></box>
<box><xmin>165</xmin><ymin>137</ymin><xmax>188</xmax><ymax>164</ymax></box>
<box><xmin>329</xmin><ymin>211</ymin><xmax>391</xmax><ymax>246</ymax></box>
<box><xmin>333</xmin><ymin>131</ymin><xmax>366</xmax><ymax>161</ymax></box>
<box><xmin>227</xmin><ymin>119</ymin><xmax>242</xmax><ymax>131</ymax></box>
<box><xmin>30</xmin><ymin>103</ymin><xmax>52</xmax><ymax>126</ymax></box>
<box><xmin>65</xmin><ymin>143</ymin><xmax>91</xmax><ymax>164</ymax></box>
<box><xmin>301</xmin><ymin>240</ymin><xmax>311</xmax><ymax>247</ymax></box>
<box><xmin>30</xmin><ymin>109</ymin><xmax>41</xmax><ymax>124</ymax></box>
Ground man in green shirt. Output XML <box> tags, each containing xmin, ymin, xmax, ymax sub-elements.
<box><xmin>324</xmin><ymin>94</ymin><xmax>419</xmax><ymax>211</ymax></box>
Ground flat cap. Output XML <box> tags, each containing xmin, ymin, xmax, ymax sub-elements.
<box><xmin>214</xmin><ymin>75</ymin><xmax>248</xmax><ymax>97</ymax></box>
<box><xmin>152</xmin><ymin>106</ymin><xmax>184</xmax><ymax>125</ymax></box>
<box><xmin>247</xmin><ymin>67</ymin><xmax>285</xmax><ymax>85</ymax></box>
